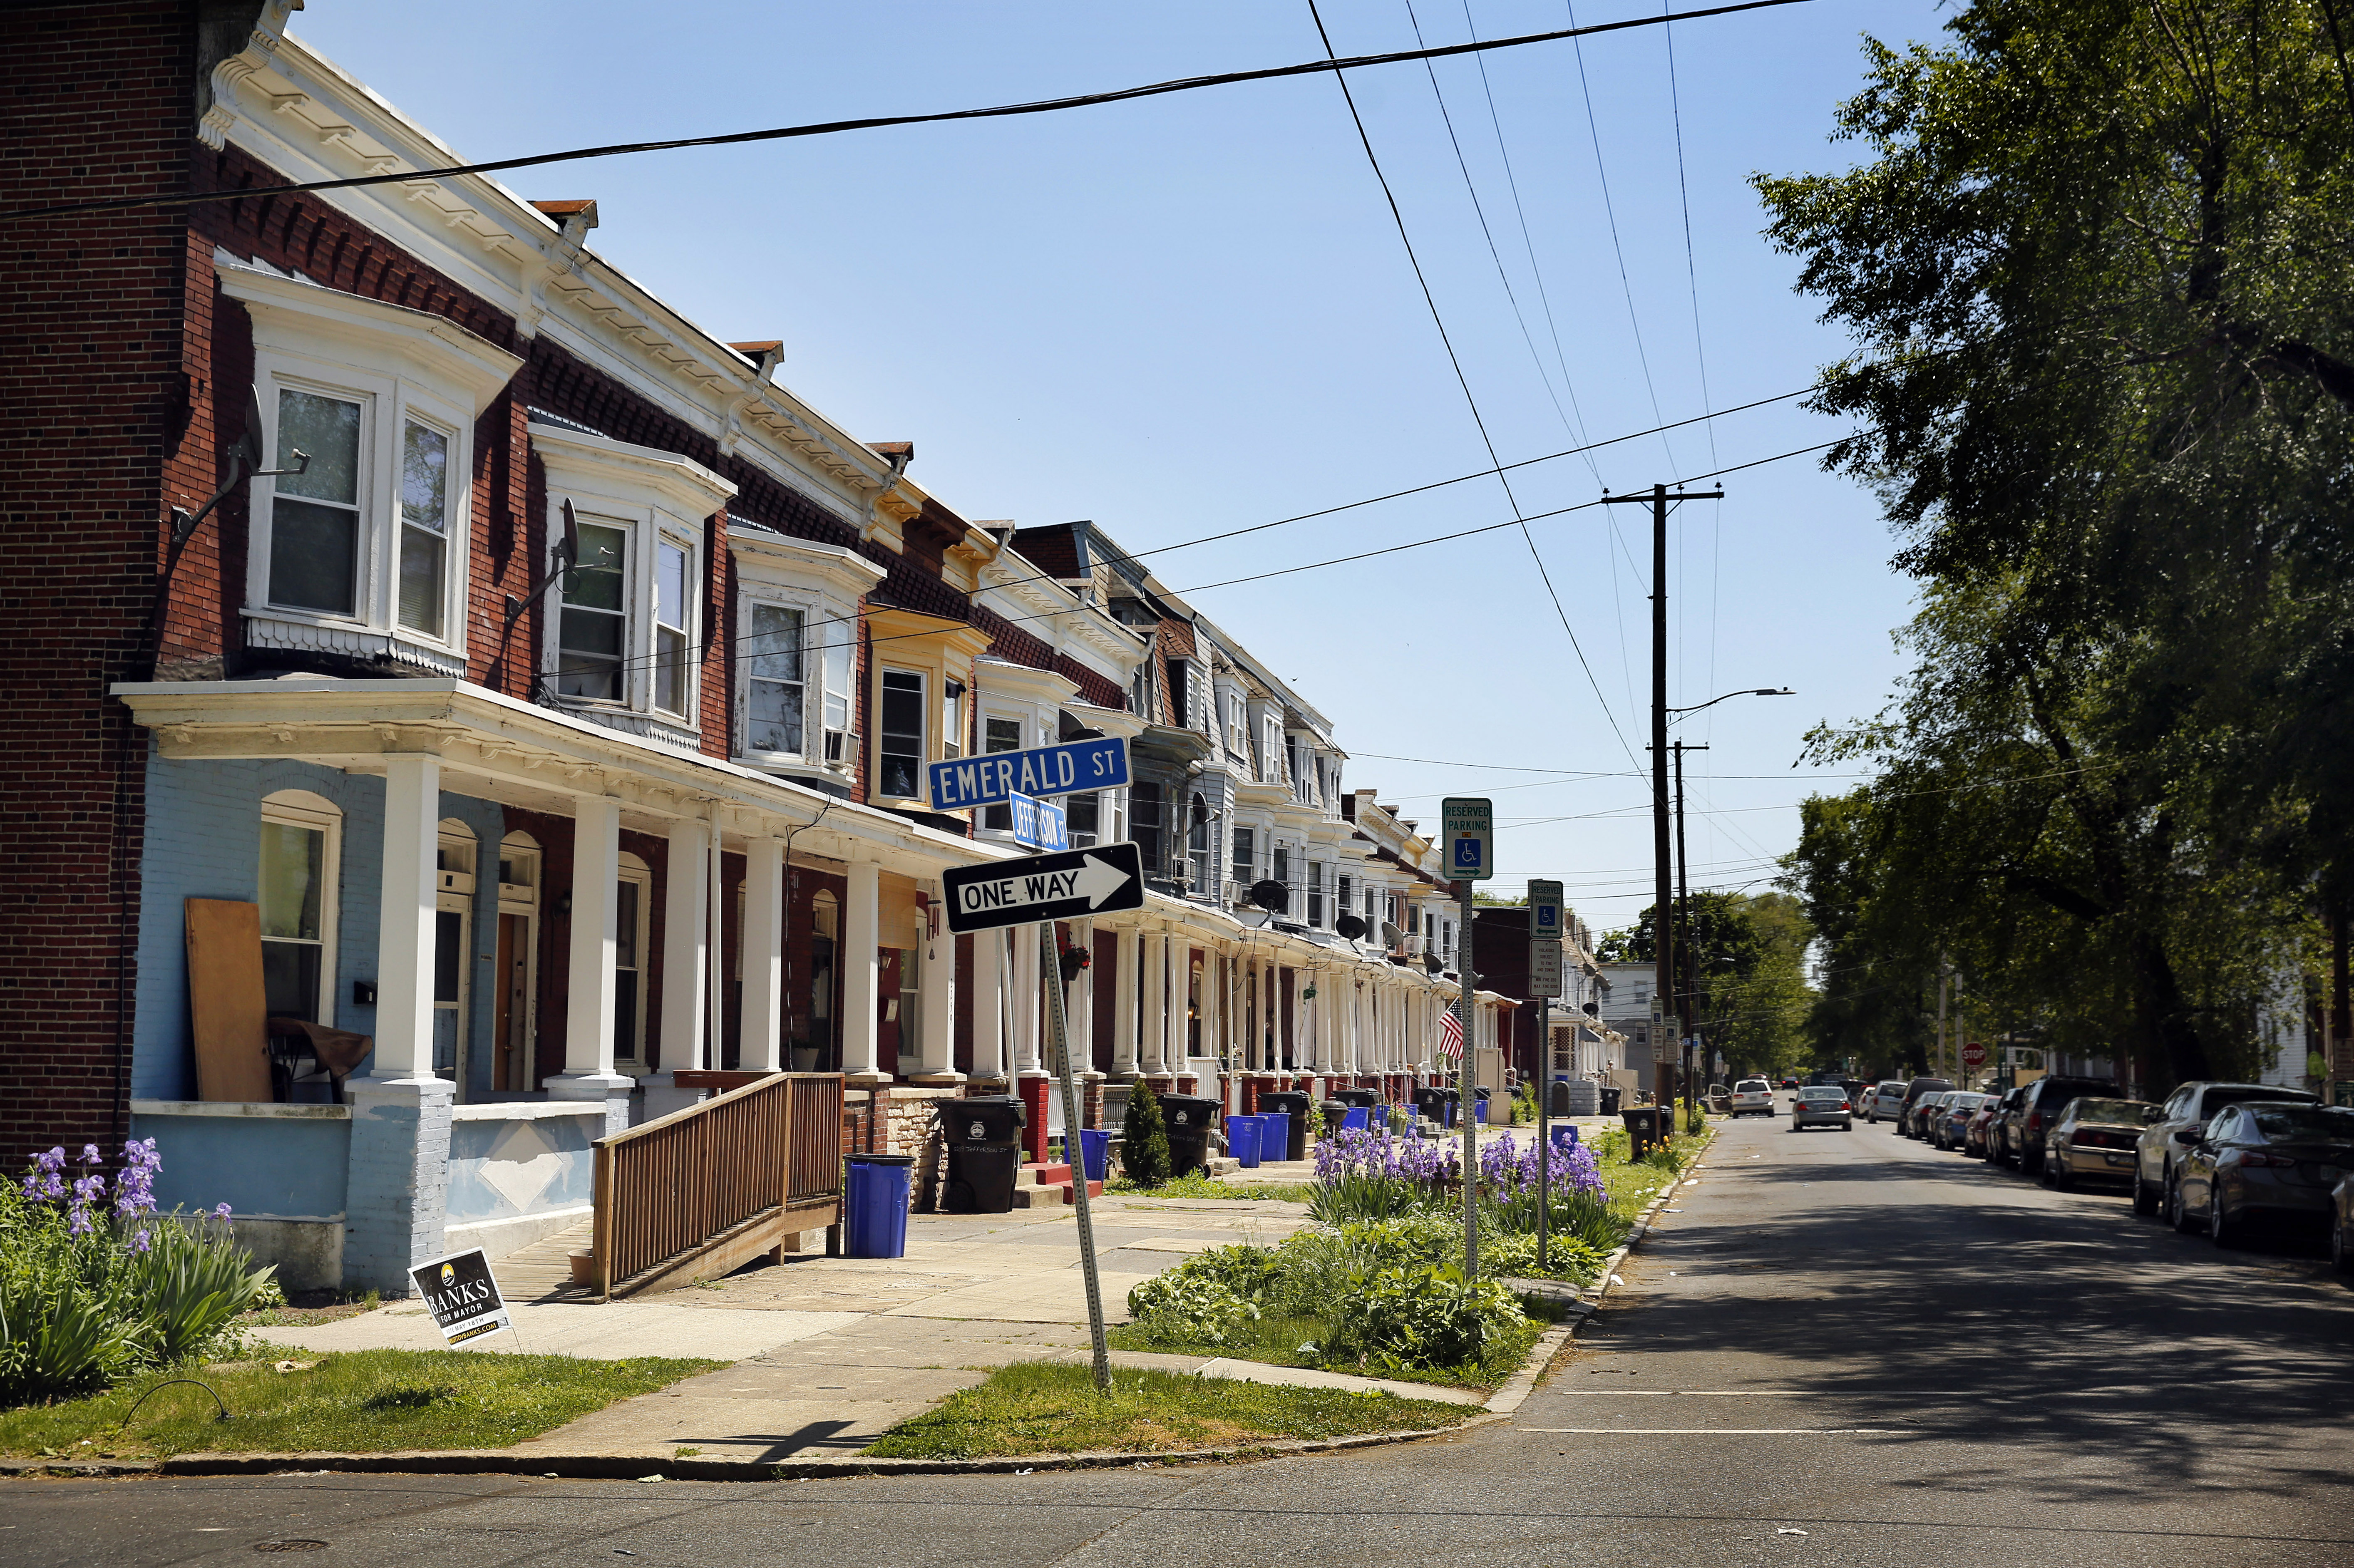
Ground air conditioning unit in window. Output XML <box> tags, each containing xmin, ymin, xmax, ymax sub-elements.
<box><xmin>822</xmin><ymin>727</ymin><xmax>854</xmax><ymax>764</ymax></box>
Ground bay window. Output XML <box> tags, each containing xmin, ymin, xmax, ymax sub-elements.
<box><xmin>1307</xmin><ymin>861</ymin><xmax>1324</xmax><ymax>927</ymax></box>
<box><xmin>653</xmin><ymin>537</ymin><xmax>693</xmax><ymax>716</ymax></box>
<box><xmin>877</xmin><ymin>670</ymin><xmax>927</xmax><ymax>800</ymax></box>
<box><xmin>744</xmin><ymin>602</ymin><xmax>806</xmax><ymax>755</ymax></box>
<box><xmin>269</xmin><ymin>389</ymin><xmax>363</xmax><ymax>615</ymax></box>
<box><xmin>730</xmin><ymin>531</ymin><xmax>881</xmax><ymax>779</ymax></box>
<box><xmin>556</xmin><ymin>522</ymin><xmax>628</xmax><ymax>700</ymax></box>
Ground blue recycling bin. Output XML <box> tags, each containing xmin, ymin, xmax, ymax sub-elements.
<box><xmin>1224</xmin><ymin>1114</ymin><xmax>1262</xmax><ymax>1168</ymax></box>
<box><xmin>1076</xmin><ymin>1127</ymin><xmax>1111</xmax><ymax>1185</ymax></box>
<box><xmin>1550</xmin><ymin>1124</ymin><xmax>1581</xmax><ymax>1156</ymax></box>
<box><xmin>1342</xmin><ymin>1105</ymin><xmax>1370</xmax><ymax>1132</ymax></box>
<box><xmin>843</xmin><ymin>1154</ymin><xmax>914</xmax><ymax>1258</ymax></box>
<box><xmin>1255</xmin><ymin>1111</ymin><xmax>1289</xmax><ymax>1163</ymax></box>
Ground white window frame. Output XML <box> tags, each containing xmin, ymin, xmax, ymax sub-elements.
<box><xmin>613</xmin><ymin>852</ymin><xmax>653</xmax><ymax>1077</ymax></box>
<box><xmin>726</xmin><ymin>534</ymin><xmax>878</xmax><ymax>782</ymax></box>
<box><xmin>541</xmin><ymin>504</ymin><xmax>707</xmax><ymax>729</ymax></box>
<box><xmin>222</xmin><ymin>257</ymin><xmax>519</xmax><ymax>670</ymax></box>
<box><xmin>739</xmin><ymin>595</ymin><xmax>812</xmax><ymax>765</ymax></box>
<box><xmin>874</xmin><ymin>667</ymin><xmax>930</xmax><ymax>804</ymax></box>
<box><xmin>258</xmin><ymin>789</ymin><xmax>342</xmax><ymax>1028</ymax></box>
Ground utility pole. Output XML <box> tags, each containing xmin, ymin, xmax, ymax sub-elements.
<box><xmin>1604</xmin><ymin>483</ymin><xmax>1721</xmax><ymax>1125</ymax></box>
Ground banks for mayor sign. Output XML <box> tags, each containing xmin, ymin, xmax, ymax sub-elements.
<box><xmin>926</xmin><ymin>736</ymin><xmax>1129</xmax><ymax>812</ymax></box>
<box><xmin>407</xmin><ymin>1246</ymin><xmax>514</xmax><ymax>1346</ymax></box>
<box><xmin>941</xmin><ymin>841</ymin><xmax>1146</xmax><ymax>934</ymax></box>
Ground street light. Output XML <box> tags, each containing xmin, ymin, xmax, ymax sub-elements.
<box><xmin>1666</xmin><ymin>687</ymin><xmax>1794</xmax><ymax>725</ymax></box>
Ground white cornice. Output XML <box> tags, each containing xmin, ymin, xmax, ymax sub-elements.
<box><xmin>529</xmin><ymin>422</ymin><xmax>737</xmax><ymax>519</ymax></box>
<box><xmin>220</xmin><ymin>256</ymin><xmax>521</xmax><ymax>412</ymax></box>
<box><xmin>728</xmin><ymin>531</ymin><xmax>888</xmax><ymax>598</ymax></box>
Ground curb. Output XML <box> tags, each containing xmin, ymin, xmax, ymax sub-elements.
<box><xmin>1</xmin><ymin>1125</ymin><xmax>1717</xmax><ymax>1486</ymax></box>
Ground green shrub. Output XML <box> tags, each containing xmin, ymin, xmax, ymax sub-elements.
<box><xmin>1124</xmin><ymin>1273</ymin><xmax>1260</xmax><ymax>1347</ymax></box>
<box><xmin>1328</xmin><ymin>1265</ymin><xmax>1525</xmax><ymax>1372</ymax></box>
<box><xmin>1306</xmin><ymin>1170</ymin><xmax>1447</xmax><ymax>1224</ymax></box>
<box><xmin>1120</xmin><ymin>1084</ymin><xmax>1173</xmax><ymax>1188</ymax></box>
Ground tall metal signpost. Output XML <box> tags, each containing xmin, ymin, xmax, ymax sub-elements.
<box><xmin>934</xmin><ymin>740</ymin><xmax>1141</xmax><ymax>1393</ymax></box>
<box><xmin>1527</xmin><ymin>878</ymin><xmax>1565</xmax><ymax>1273</ymax></box>
<box><xmin>1441</xmin><ymin>797</ymin><xmax>1492</xmax><ymax>1280</ymax></box>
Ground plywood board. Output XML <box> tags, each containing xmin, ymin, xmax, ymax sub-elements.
<box><xmin>186</xmin><ymin>898</ymin><xmax>273</xmax><ymax>1103</ymax></box>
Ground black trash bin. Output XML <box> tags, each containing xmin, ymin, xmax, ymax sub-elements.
<box><xmin>941</xmin><ymin>1095</ymin><xmax>1025</xmax><ymax>1214</ymax></box>
<box><xmin>1549</xmin><ymin>1079</ymin><xmax>1572</xmax><ymax>1117</ymax></box>
<box><xmin>1158</xmin><ymin>1093</ymin><xmax>1220</xmax><ymax>1177</ymax></box>
<box><xmin>1413</xmin><ymin>1086</ymin><xmax>1449</xmax><ymax>1126</ymax></box>
<box><xmin>1261</xmin><ymin>1090</ymin><xmax>1312</xmax><ymax>1160</ymax></box>
<box><xmin>1321</xmin><ymin>1099</ymin><xmax>1353</xmax><ymax>1136</ymax></box>
<box><xmin>1599</xmin><ymin>1085</ymin><xmax>1624</xmax><ymax>1116</ymax></box>
<box><xmin>1620</xmin><ymin>1105</ymin><xmax>1663</xmax><ymax>1159</ymax></box>
<box><xmin>1335</xmin><ymin>1088</ymin><xmax>1379</xmax><ymax>1110</ymax></box>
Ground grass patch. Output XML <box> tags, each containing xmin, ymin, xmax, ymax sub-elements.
<box><xmin>233</xmin><ymin>1288</ymin><xmax>382</xmax><ymax>1330</ymax></box>
<box><xmin>1106</xmin><ymin>1308</ymin><xmax>1546</xmax><ymax>1393</ymax></box>
<box><xmin>0</xmin><ymin>1347</ymin><xmax>722</xmax><ymax>1459</ymax></box>
<box><xmin>861</xmin><ymin>1361</ymin><xmax>1472</xmax><ymax>1459</ymax></box>
<box><xmin>1105</xmin><ymin>1171</ymin><xmax>1314</xmax><ymax>1203</ymax></box>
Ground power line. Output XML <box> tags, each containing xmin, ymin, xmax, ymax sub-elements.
<box><xmin>0</xmin><ymin>0</ymin><xmax>1816</xmax><ymax>226</ymax></box>
<box><xmin>1308</xmin><ymin>0</ymin><xmax>1644</xmax><ymax>780</ymax></box>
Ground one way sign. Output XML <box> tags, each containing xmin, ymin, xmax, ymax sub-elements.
<box><xmin>941</xmin><ymin>841</ymin><xmax>1147</xmax><ymax>935</ymax></box>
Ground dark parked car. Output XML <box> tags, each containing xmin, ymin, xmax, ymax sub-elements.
<box><xmin>2133</xmin><ymin>1081</ymin><xmax>2321</xmax><ymax>1218</ymax></box>
<box><xmin>2040</xmin><ymin>1097</ymin><xmax>2159</xmax><ymax>1190</ymax></box>
<box><xmin>1972</xmin><ymin>1087</ymin><xmax>2026</xmax><ymax>1160</ymax></box>
<box><xmin>2332</xmin><ymin>1172</ymin><xmax>2354</xmax><ymax>1271</ymax></box>
<box><xmin>1936</xmin><ymin>1092</ymin><xmax>1991</xmax><ymax>1151</ymax></box>
<box><xmin>1895</xmin><ymin>1077</ymin><xmax>1954</xmax><ymax>1138</ymax></box>
<box><xmin>2171</xmin><ymin>1102</ymin><xmax>2354</xmax><ymax>1244</ymax></box>
<box><xmin>1999</xmin><ymin>1075</ymin><xmax>2116</xmax><ymax>1174</ymax></box>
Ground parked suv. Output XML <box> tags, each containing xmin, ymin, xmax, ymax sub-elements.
<box><xmin>1895</xmin><ymin>1077</ymin><xmax>1954</xmax><ymax>1137</ymax></box>
<box><xmin>2000</xmin><ymin>1076</ymin><xmax>2116</xmax><ymax>1175</ymax></box>
<box><xmin>1865</xmin><ymin>1081</ymin><xmax>1908</xmax><ymax>1123</ymax></box>
<box><xmin>2132</xmin><ymin>1080</ymin><xmax>2319</xmax><ymax>1217</ymax></box>
<box><xmin>1728</xmin><ymin>1078</ymin><xmax>1775</xmax><ymax>1117</ymax></box>
<box><xmin>1977</xmin><ymin>1085</ymin><xmax>2029</xmax><ymax>1162</ymax></box>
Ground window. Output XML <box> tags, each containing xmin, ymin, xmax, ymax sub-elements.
<box><xmin>1272</xmin><ymin>845</ymin><xmax>1291</xmax><ymax>913</ymax></box>
<box><xmin>1133</xmin><ymin>781</ymin><xmax>1165</xmax><ymax>873</ymax></box>
<box><xmin>397</xmin><ymin>419</ymin><xmax>450</xmax><ymax>636</ymax></box>
<box><xmin>1167</xmin><ymin>659</ymin><xmax>1190</xmax><ymax>729</ymax></box>
<box><xmin>744</xmin><ymin>602</ymin><xmax>806</xmax><ymax>755</ymax></box>
<box><xmin>1337</xmin><ymin>874</ymin><xmax>1353</xmax><ymax>917</ymax></box>
<box><xmin>432</xmin><ymin>821</ymin><xmax>476</xmax><ymax>1082</ymax></box>
<box><xmin>942</xmin><ymin>682</ymin><xmax>965</xmax><ymax>760</ymax></box>
<box><xmin>613</xmin><ymin>854</ymin><xmax>651</xmax><ymax>1070</ymax></box>
<box><xmin>981</xmin><ymin>715</ymin><xmax>1021</xmax><ymax>831</ymax></box>
<box><xmin>557</xmin><ymin>523</ymin><xmax>627</xmax><ymax>700</ymax></box>
<box><xmin>1066</xmin><ymin>791</ymin><xmax>1099</xmax><ymax>847</ymax></box>
<box><xmin>270</xmin><ymin>389</ymin><xmax>363</xmax><ymax>615</ymax></box>
<box><xmin>1231</xmin><ymin>826</ymin><xmax>1255</xmax><ymax>886</ymax></box>
<box><xmin>1187</xmin><ymin>798</ymin><xmax>1211</xmax><ymax>892</ymax></box>
<box><xmin>877</xmin><ymin>670</ymin><xmax>926</xmax><ymax>799</ymax></box>
<box><xmin>653</xmin><ymin>537</ymin><xmax>693</xmax><ymax>716</ymax></box>
<box><xmin>258</xmin><ymin>791</ymin><xmax>340</xmax><ymax>1027</ymax></box>
<box><xmin>1307</xmin><ymin>861</ymin><xmax>1324</xmax><ymax>926</ymax></box>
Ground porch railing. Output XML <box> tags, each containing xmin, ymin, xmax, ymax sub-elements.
<box><xmin>589</xmin><ymin>1071</ymin><xmax>845</xmax><ymax>1299</ymax></box>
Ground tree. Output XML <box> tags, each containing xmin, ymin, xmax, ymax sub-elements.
<box><xmin>1120</xmin><ymin>1081</ymin><xmax>1172</xmax><ymax>1188</ymax></box>
<box><xmin>1753</xmin><ymin>0</ymin><xmax>2350</xmax><ymax>1092</ymax></box>
<box><xmin>1601</xmin><ymin>893</ymin><xmax>1818</xmax><ymax>1079</ymax></box>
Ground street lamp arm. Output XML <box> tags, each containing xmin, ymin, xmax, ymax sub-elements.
<box><xmin>1665</xmin><ymin>687</ymin><xmax>1794</xmax><ymax>719</ymax></box>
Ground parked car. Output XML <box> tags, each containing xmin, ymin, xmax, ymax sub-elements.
<box><xmin>2040</xmin><ymin>1097</ymin><xmax>2159</xmax><ymax>1189</ymax></box>
<box><xmin>1907</xmin><ymin>1089</ymin><xmax>1958</xmax><ymax>1141</ymax></box>
<box><xmin>1865</xmin><ymin>1080</ymin><xmax>1908</xmax><ymax>1124</ymax></box>
<box><xmin>2133</xmin><ymin>1080</ymin><xmax>2322</xmax><ymax>1217</ymax></box>
<box><xmin>2332</xmin><ymin>1171</ymin><xmax>2354</xmax><ymax>1271</ymax></box>
<box><xmin>1840</xmin><ymin>1077</ymin><xmax>1870</xmax><ymax>1104</ymax></box>
<box><xmin>1728</xmin><ymin>1077</ymin><xmax>1776</xmax><ymax>1117</ymax></box>
<box><xmin>1895</xmin><ymin>1077</ymin><xmax>1955</xmax><ymax>1137</ymax></box>
<box><xmin>1706</xmin><ymin>1084</ymin><xmax>1732</xmax><ymax>1113</ymax></box>
<box><xmin>1791</xmin><ymin>1084</ymin><xmax>1854</xmax><ymax>1131</ymax></box>
<box><xmin>1974</xmin><ymin>1086</ymin><xmax>2028</xmax><ymax>1161</ymax></box>
<box><xmin>1998</xmin><ymin>1075</ymin><xmax>2116</xmax><ymax>1174</ymax></box>
<box><xmin>2171</xmin><ymin>1102</ymin><xmax>2354</xmax><ymax>1244</ymax></box>
<box><xmin>1935</xmin><ymin>1092</ymin><xmax>1991</xmax><ymax>1151</ymax></box>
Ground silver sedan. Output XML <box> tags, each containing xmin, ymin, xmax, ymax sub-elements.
<box><xmin>1791</xmin><ymin>1085</ymin><xmax>1854</xmax><ymax>1131</ymax></box>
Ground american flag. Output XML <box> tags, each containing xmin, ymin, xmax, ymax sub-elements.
<box><xmin>1438</xmin><ymin>1005</ymin><xmax>1464</xmax><ymax>1061</ymax></box>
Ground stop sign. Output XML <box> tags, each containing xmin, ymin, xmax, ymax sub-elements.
<box><xmin>1961</xmin><ymin>1041</ymin><xmax>1988</xmax><ymax>1069</ymax></box>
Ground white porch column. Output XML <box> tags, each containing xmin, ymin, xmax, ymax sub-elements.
<box><xmin>971</xmin><ymin>930</ymin><xmax>1007</xmax><ymax>1082</ymax></box>
<box><xmin>842</xmin><ymin>857</ymin><xmax>886</xmax><ymax>1085</ymax></box>
<box><xmin>343</xmin><ymin>751</ymin><xmax>455</xmax><ymax>1293</ymax></box>
<box><xmin>912</xmin><ymin>886</ymin><xmax>960</xmax><ymax>1084</ymax></box>
<box><xmin>1069</xmin><ymin>920</ymin><xmax>1099</xmax><ymax>1079</ymax></box>
<box><xmin>368</xmin><ymin>752</ymin><xmax>440</xmax><ymax>1081</ymax></box>
<box><xmin>658</xmin><ymin>818</ymin><xmax>710</xmax><ymax>1073</ymax></box>
<box><xmin>740</xmin><ymin>837</ymin><xmax>784</xmax><ymax>1072</ymax></box>
<box><xmin>1011</xmin><ymin>922</ymin><xmax>1044</xmax><ymax>1077</ymax></box>
<box><xmin>1110</xmin><ymin>926</ymin><xmax>1139</xmax><ymax>1080</ymax></box>
<box><xmin>549</xmin><ymin>794</ymin><xmax>631</xmax><ymax>1129</ymax></box>
<box><xmin>705</xmin><ymin>805</ymin><xmax>726</xmax><ymax>1069</ymax></box>
<box><xmin>1143</xmin><ymin>928</ymin><xmax>1169</xmax><ymax>1074</ymax></box>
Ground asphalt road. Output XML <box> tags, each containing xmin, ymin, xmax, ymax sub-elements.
<box><xmin>10</xmin><ymin>1109</ymin><xmax>2354</xmax><ymax>1567</ymax></box>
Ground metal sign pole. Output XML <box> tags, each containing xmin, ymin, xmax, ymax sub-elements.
<box><xmin>1456</xmin><ymin>876</ymin><xmax>1479</xmax><ymax>1283</ymax></box>
<box><xmin>1041</xmin><ymin>919</ymin><xmax>1112</xmax><ymax>1392</ymax></box>
<box><xmin>1536</xmin><ymin>992</ymin><xmax>1550</xmax><ymax>1274</ymax></box>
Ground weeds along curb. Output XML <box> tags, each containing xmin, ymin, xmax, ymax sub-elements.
<box><xmin>0</xmin><ymin>1416</ymin><xmax>1510</xmax><ymax>1484</ymax></box>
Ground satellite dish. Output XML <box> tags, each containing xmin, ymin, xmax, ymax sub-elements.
<box><xmin>1582</xmin><ymin>1001</ymin><xmax>1600</xmax><ymax>1017</ymax></box>
<box><xmin>1379</xmin><ymin>920</ymin><xmax>1402</xmax><ymax>947</ymax></box>
<box><xmin>1335</xmin><ymin>913</ymin><xmax>1367</xmax><ymax>941</ymax></box>
<box><xmin>235</xmin><ymin>387</ymin><xmax>266</xmax><ymax>472</ymax></box>
<box><xmin>1249</xmin><ymin>879</ymin><xmax>1289</xmax><ymax>913</ymax></box>
<box><xmin>559</xmin><ymin>497</ymin><xmax>583</xmax><ymax>568</ymax></box>
<box><xmin>1422</xmin><ymin>953</ymin><xmax>1443</xmax><ymax>976</ymax></box>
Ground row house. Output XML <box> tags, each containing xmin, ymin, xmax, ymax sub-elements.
<box><xmin>7</xmin><ymin>1</ymin><xmax>1528</xmax><ymax>1295</ymax></box>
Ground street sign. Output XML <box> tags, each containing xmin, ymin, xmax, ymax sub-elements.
<box><xmin>1441</xmin><ymin>796</ymin><xmax>1493</xmax><ymax>881</ymax></box>
<box><xmin>927</xmin><ymin>736</ymin><xmax>1128</xmax><ymax>811</ymax></box>
<box><xmin>407</xmin><ymin>1247</ymin><xmax>513</xmax><ymax>1346</ymax></box>
<box><xmin>1527</xmin><ymin>878</ymin><xmax>1564</xmax><ymax>999</ymax></box>
<box><xmin>942</xmin><ymin>841</ymin><xmax>1145</xmax><ymax>934</ymax></box>
<box><xmin>1961</xmin><ymin>1040</ymin><xmax>1988</xmax><ymax>1069</ymax></box>
<box><xmin>1007</xmin><ymin>791</ymin><xmax>1068</xmax><ymax>853</ymax></box>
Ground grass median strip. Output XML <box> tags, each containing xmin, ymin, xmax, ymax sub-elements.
<box><xmin>0</xmin><ymin>1347</ymin><xmax>723</xmax><ymax>1460</ymax></box>
<box><xmin>860</xmin><ymin>1362</ymin><xmax>1474</xmax><ymax>1459</ymax></box>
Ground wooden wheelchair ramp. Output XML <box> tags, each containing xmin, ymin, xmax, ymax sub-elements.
<box><xmin>587</xmin><ymin>1072</ymin><xmax>844</xmax><ymax>1299</ymax></box>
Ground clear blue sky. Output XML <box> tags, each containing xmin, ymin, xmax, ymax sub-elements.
<box><xmin>296</xmin><ymin>0</ymin><xmax>1951</xmax><ymax>935</ymax></box>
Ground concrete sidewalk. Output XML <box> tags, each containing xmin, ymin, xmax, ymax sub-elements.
<box><xmin>258</xmin><ymin>1192</ymin><xmax>1415</xmax><ymax>1463</ymax></box>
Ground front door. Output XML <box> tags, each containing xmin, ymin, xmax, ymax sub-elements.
<box><xmin>432</xmin><ymin>898</ymin><xmax>470</xmax><ymax>1092</ymax></box>
<box><xmin>493</xmin><ymin>911</ymin><xmax>533</xmax><ymax>1092</ymax></box>
<box><xmin>877</xmin><ymin>947</ymin><xmax>906</xmax><ymax>1079</ymax></box>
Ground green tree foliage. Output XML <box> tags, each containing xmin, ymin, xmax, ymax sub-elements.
<box><xmin>1120</xmin><ymin>1082</ymin><xmax>1173</xmax><ymax>1188</ymax></box>
<box><xmin>1755</xmin><ymin>0</ymin><xmax>2349</xmax><ymax>1092</ymax></box>
<box><xmin>1600</xmin><ymin>893</ymin><xmax>1817</xmax><ymax>1079</ymax></box>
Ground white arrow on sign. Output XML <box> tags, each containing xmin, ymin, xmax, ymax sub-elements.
<box><xmin>1072</xmin><ymin>854</ymin><xmax>1130</xmax><ymax>909</ymax></box>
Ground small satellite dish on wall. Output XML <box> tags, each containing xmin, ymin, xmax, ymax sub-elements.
<box><xmin>1249</xmin><ymin>880</ymin><xmax>1289</xmax><ymax>913</ymax></box>
<box><xmin>1379</xmin><ymin>920</ymin><xmax>1402</xmax><ymax>946</ymax></box>
<box><xmin>1335</xmin><ymin>913</ymin><xmax>1368</xmax><ymax>941</ymax></box>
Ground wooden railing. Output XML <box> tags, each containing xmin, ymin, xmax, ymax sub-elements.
<box><xmin>589</xmin><ymin>1072</ymin><xmax>845</xmax><ymax>1299</ymax></box>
